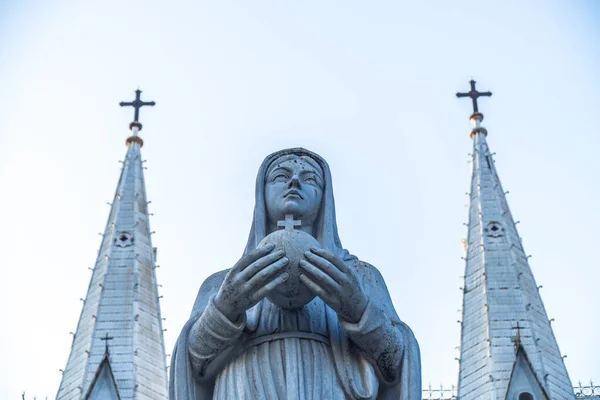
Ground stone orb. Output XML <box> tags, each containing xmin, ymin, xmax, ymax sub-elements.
<box><xmin>258</xmin><ymin>229</ymin><xmax>321</xmax><ymax>309</ymax></box>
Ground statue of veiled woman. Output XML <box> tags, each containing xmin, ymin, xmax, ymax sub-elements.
<box><xmin>170</xmin><ymin>148</ymin><xmax>421</xmax><ymax>400</ymax></box>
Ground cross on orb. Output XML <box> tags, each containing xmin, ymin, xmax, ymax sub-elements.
<box><xmin>120</xmin><ymin>89</ymin><xmax>155</xmax><ymax>130</ymax></box>
<box><xmin>456</xmin><ymin>80</ymin><xmax>492</xmax><ymax>114</ymax></box>
<box><xmin>100</xmin><ymin>332</ymin><xmax>115</xmax><ymax>354</ymax></box>
<box><xmin>278</xmin><ymin>214</ymin><xmax>301</xmax><ymax>230</ymax></box>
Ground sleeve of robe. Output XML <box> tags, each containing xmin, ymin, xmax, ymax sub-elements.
<box><xmin>327</xmin><ymin>261</ymin><xmax>422</xmax><ymax>400</ymax></box>
<box><xmin>169</xmin><ymin>270</ymin><xmax>229</xmax><ymax>400</ymax></box>
<box><xmin>170</xmin><ymin>263</ymin><xmax>421</xmax><ymax>400</ymax></box>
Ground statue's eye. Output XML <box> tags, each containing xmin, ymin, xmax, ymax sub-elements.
<box><xmin>273</xmin><ymin>174</ymin><xmax>289</xmax><ymax>182</ymax></box>
<box><xmin>304</xmin><ymin>177</ymin><xmax>317</xmax><ymax>184</ymax></box>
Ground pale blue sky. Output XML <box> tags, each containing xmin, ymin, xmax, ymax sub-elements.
<box><xmin>0</xmin><ymin>1</ymin><xmax>598</xmax><ymax>397</ymax></box>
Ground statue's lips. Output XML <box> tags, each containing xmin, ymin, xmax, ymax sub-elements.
<box><xmin>284</xmin><ymin>190</ymin><xmax>303</xmax><ymax>199</ymax></box>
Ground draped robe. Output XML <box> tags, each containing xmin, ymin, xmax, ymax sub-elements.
<box><xmin>169</xmin><ymin>148</ymin><xmax>421</xmax><ymax>399</ymax></box>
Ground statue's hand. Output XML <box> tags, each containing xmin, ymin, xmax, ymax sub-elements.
<box><xmin>299</xmin><ymin>248</ymin><xmax>368</xmax><ymax>323</ymax></box>
<box><xmin>214</xmin><ymin>243</ymin><xmax>290</xmax><ymax>322</ymax></box>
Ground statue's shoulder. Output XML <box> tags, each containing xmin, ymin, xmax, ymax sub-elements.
<box><xmin>353</xmin><ymin>259</ymin><xmax>383</xmax><ymax>278</ymax></box>
<box><xmin>199</xmin><ymin>269</ymin><xmax>228</xmax><ymax>294</ymax></box>
<box><xmin>189</xmin><ymin>270</ymin><xmax>228</xmax><ymax>317</ymax></box>
<box><xmin>352</xmin><ymin>260</ymin><xmax>390</xmax><ymax>290</ymax></box>
<box><xmin>353</xmin><ymin>260</ymin><xmax>400</xmax><ymax>319</ymax></box>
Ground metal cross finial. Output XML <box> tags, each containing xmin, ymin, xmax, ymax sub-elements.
<box><xmin>456</xmin><ymin>80</ymin><xmax>492</xmax><ymax>114</ymax></box>
<box><xmin>120</xmin><ymin>89</ymin><xmax>155</xmax><ymax>131</ymax></box>
<box><xmin>277</xmin><ymin>214</ymin><xmax>301</xmax><ymax>230</ymax></box>
<box><xmin>100</xmin><ymin>332</ymin><xmax>114</xmax><ymax>355</ymax></box>
<box><xmin>511</xmin><ymin>322</ymin><xmax>522</xmax><ymax>346</ymax></box>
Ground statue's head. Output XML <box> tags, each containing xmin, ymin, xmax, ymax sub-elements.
<box><xmin>245</xmin><ymin>147</ymin><xmax>353</xmax><ymax>267</ymax></box>
<box><xmin>265</xmin><ymin>154</ymin><xmax>324</xmax><ymax>232</ymax></box>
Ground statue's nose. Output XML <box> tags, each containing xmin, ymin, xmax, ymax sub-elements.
<box><xmin>288</xmin><ymin>175</ymin><xmax>301</xmax><ymax>188</ymax></box>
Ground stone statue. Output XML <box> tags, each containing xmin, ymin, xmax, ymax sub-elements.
<box><xmin>170</xmin><ymin>148</ymin><xmax>421</xmax><ymax>399</ymax></box>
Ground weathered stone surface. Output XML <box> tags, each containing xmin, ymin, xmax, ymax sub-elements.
<box><xmin>170</xmin><ymin>148</ymin><xmax>421</xmax><ymax>400</ymax></box>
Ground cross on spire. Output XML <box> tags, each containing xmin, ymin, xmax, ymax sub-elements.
<box><xmin>456</xmin><ymin>80</ymin><xmax>492</xmax><ymax>115</ymax></box>
<box><xmin>100</xmin><ymin>332</ymin><xmax>114</xmax><ymax>355</ymax></box>
<box><xmin>278</xmin><ymin>214</ymin><xmax>301</xmax><ymax>230</ymax></box>
<box><xmin>511</xmin><ymin>322</ymin><xmax>522</xmax><ymax>346</ymax></box>
<box><xmin>120</xmin><ymin>89</ymin><xmax>155</xmax><ymax>131</ymax></box>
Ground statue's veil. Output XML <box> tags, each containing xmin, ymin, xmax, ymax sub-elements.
<box><xmin>170</xmin><ymin>148</ymin><xmax>420</xmax><ymax>400</ymax></box>
<box><xmin>244</xmin><ymin>147</ymin><xmax>354</xmax><ymax>262</ymax></box>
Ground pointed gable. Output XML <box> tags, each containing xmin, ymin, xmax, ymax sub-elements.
<box><xmin>85</xmin><ymin>356</ymin><xmax>121</xmax><ymax>400</ymax></box>
<box><xmin>505</xmin><ymin>346</ymin><xmax>549</xmax><ymax>400</ymax></box>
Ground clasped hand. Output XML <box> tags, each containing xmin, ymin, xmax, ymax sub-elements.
<box><xmin>299</xmin><ymin>248</ymin><xmax>368</xmax><ymax>323</ymax></box>
<box><xmin>213</xmin><ymin>244</ymin><xmax>368</xmax><ymax>324</ymax></box>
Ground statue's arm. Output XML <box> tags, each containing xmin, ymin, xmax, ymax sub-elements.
<box><xmin>187</xmin><ymin>270</ymin><xmax>246</xmax><ymax>381</ymax></box>
<box><xmin>339</xmin><ymin>264</ymin><xmax>420</xmax><ymax>384</ymax></box>
<box><xmin>186</xmin><ymin>246</ymin><xmax>289</xmax><ymax>382</ymax></box>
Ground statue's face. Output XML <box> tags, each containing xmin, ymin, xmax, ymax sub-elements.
<box><xmin>265</xmin><ymin>157</ymin><xmax>324</xmax><ymax>228</ymax></box>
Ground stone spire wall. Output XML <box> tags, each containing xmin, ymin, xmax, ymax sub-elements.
<box><xmin>457</xmin><ymin>115</ymin><xmax>574</xmax><ymax>400</ymax></box>
<box><xmin>56</xmin><ymin>130</ymin><xmax>168</xmax><ymax>400</ymax></box>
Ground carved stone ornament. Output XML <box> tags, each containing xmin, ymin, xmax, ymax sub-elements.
<box><xmin>114</xmin><ymin>232</ymin><xmax>134</xmax><ymax>247</ymax></box>
<box><xmin>171</xmin><ymin>148</ymin><xmax>422</xmax><ymax>400</ymax></box>
<box><xmin>485</xmin><ymin>221</ymin><xmax>504</xmax><ymax>238</ymax></box>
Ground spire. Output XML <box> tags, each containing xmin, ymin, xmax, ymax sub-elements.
<box><xmin>456</xmin><ymin>81</ymin><xmax>574</xmax><ymax>400</ymax></box>
<box><xmin>56</xmin><ymin>90</ymin><xmax>168</xmax><ymax>400</ymax></box>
